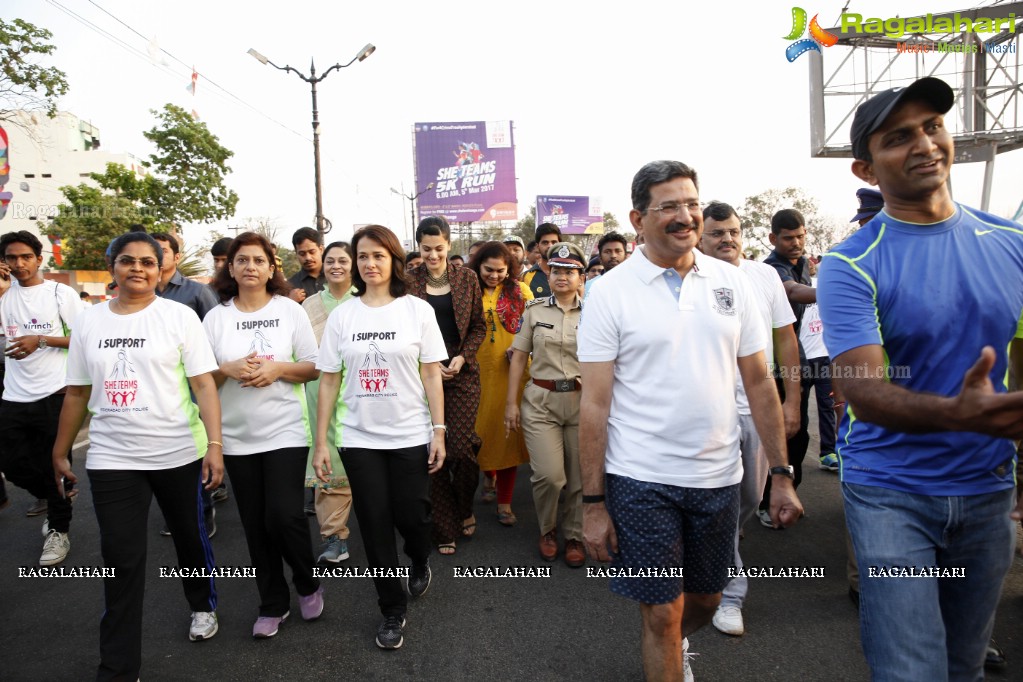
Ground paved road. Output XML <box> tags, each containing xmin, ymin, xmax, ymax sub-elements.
<box><xmin>2</xmin><ymin>408</ymin><xmax>1020</xmax><ymax>681</ymax></box>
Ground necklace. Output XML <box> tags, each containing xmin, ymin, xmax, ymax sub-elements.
<box><xmin>426</xmin><ymin>269</ymin><xmax>449</xmax><ymax>288</ymax></box>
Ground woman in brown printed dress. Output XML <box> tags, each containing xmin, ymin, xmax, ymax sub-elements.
<box><xmin>408</xmin><ymin>216</ymin><xmax>486</xmax><ymax>555</ymax></box>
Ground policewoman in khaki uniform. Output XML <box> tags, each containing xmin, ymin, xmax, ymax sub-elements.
<box><xmin>505</xmin><ymin>242</ymin><xmax>586</xmax><ymax>568</ymax></box>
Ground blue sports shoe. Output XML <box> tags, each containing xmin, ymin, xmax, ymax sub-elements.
<box><xmin>819</xmin><ymin>453</ymin><xmax>839</xmax><ymax>472</ymax></box>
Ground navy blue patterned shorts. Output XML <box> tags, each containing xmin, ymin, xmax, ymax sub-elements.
<box><xmin>605</xmin><ymin>473</ymin><xmax>739</xmax><ymax>604</ymax></box>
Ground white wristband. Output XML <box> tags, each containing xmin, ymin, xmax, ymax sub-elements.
<box><xmin>432</xmin><ymin>424</ymin><xmax>447</xmax><ymax>431</ymax></box>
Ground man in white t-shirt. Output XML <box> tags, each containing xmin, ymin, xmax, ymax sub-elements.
<box><xmin>0</xmin><ymin>230</ymin><xmax>84</xmax><ymax>566</ymax></box>
<box><xmin>699</xmin><ymin>201</ymin><xmax>801</xmax><ymax>637</ymax></box>
<box><xmin>578</xmin><ymin>161</ymin><xmax>803</xmax><ymax>682</ymax></box>
<box><xmin>799</xmin><ymin>263</ymin><xmax>838</xmax><ymax>472</ymax></box>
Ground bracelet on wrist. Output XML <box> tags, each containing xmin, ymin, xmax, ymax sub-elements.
<box><xmin>432</xmin><ymin>424</ymin><xmax>447</xmax><ymax>431</ymax></box>
<box><xmin>582</xmin><ymin>494</ymin><xmax>605</xmax><ymax>504</ymax></box>
<box><xmin>207</xmin><ymin>440</ymin><xmax>223</xmax><ymax>448</ymax></box>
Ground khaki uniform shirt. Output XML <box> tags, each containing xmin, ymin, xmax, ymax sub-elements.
<box><xmin>512</xmin><ymin>294</ymin><xmax>582</xmax><ymax>381</ymax></box>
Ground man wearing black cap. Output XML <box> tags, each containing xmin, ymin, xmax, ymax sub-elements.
<box><xmin>818</xmin><ymin>76</ymin><xmax>1023</xmax><ymax>681</ymax></box>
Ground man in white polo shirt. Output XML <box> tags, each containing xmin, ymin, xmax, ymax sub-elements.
<box><xmin>700</xmin><ymin>200</ymin><xmax>801</xmax><ymax>637</ymax></box>
<box><xmin>579</xmin><ymin>161</ymin><xmax>803</xmax><ymax>681</ymax></box>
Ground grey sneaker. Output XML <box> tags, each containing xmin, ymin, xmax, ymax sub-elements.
<box><xmin>317</xmin><ymin>536</ymin><xmax>349</xmax><ymax>563</ymax></box>
<box><xmin>26</xmin><ymin>498</ymin><xmax>47</xmax><ymax>517</ymax></box>
<box><xmin>375</xmin><ymin>614</ymin><xmax>406</xmax><ymax>649</ymax></box>
<box><xmin>189</xmin><ymin>611</ymin><xmax>218</xmax><ymax>641</ymax></box>
<box><xmin>407</xmin><ymin>561</ymin><xmax>432</xmax><ymax>598</ymax></box>
<box><xmin>683</xmin><ymin>637</ymin><xmax>696</xmax><ymax>682</ymax></box>
<box><xmin>40</xmin><ymin>529</ymin><xmax>70</xmax><ymax>566</ymax></box>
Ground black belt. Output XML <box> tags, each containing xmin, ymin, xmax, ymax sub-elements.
<box><xmin>532</xmin><ymin>378</ymin><xmax>580</xmax><ymax>392</ymax></box>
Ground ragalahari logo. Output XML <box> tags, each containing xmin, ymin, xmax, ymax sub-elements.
<box><xmin>785</xmin><ymin>7</ymin><xmax>839</xmax><ymax>62</ymax></box>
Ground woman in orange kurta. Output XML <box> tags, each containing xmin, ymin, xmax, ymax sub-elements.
<box><xmin>469</xmin><ymin>242</ymin><xmax>531</xmax><ymax>526</ymax></box>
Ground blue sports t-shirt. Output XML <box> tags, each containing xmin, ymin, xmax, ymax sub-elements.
<box><xmin>818</xmin><ymin>204</ymin><xmax>1023</xmax><ymax>496</ymax></box>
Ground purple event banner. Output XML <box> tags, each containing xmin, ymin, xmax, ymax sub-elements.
<box><xmin>414</xmin><ymin>121</ymin><xmax>517</xmax><ymax>223</ymax></box>
<box><xmin>535</xmin><ymin>195</ymin><xmax>604</xmax><ymax>235</ymax></box>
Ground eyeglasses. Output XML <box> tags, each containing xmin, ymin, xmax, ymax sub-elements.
<box><xmin>486</xmin><ymin>309</ymin><xmax>497</xmax><ymax>343</ymax></box>
<box><xmin>645</xmin><ymin>201</ymin><xmax>702</xmax><ymax>218</ymax></box>
<box><xmin>705</xmin><ymin>229</ymin><xmax>741</xmax><ymax>239</ymax></box>
<box><xmin>115</xmin><ymin>256</ymin><xmax>159</xmax><ymax>268</ymax></box>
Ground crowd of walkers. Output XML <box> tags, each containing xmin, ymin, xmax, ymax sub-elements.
<box><xmin>2</xmin><ymin>77</ymin><xmax>1022</xmax><ymax>681</ymax></box>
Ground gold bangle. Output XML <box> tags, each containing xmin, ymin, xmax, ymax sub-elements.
<box><xmin>207</xmin><ymin>440</ymin><xmax>224</xmax><ymax>447</ymax></box>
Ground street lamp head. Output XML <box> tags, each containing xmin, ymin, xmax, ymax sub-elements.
<box><xmin>247</xmin><ymin>48</ymin><xmax>269</xmax><ymax>65</ymax></box>
<box><xmin>426</xmin><ymin>182</ymin><xmax>435</xmax><ymax>190</ymax></box>
<box><xmin>356</xmin><ymin>44</ymin><xmax>376</xmax><ymax>62</ymax></box>
<box><xmin>390</xmin><ymin>187</ymin><xmax>402</xmax><ymax>196</ymax></box>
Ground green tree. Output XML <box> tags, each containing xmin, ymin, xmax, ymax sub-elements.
<box><xmin>47</xmin><ymin>105</ymin><xmax>240</xmax><ymax>269</ymax></box>
<box><xmin>0</xmin><ymin>18</ymin><xmax>69</xmax><ymax>122</ymax></box>
<box><xmin>513</xmin><ymin>205</ymin><xmax>536</xmax><ymax>243</ymax></box>
<box><xmin>738</xmin><ymin>187</ymin><xmax>851</xmax><ymax>259</ymax></box>
<box><xmin>598</xmin><ymin>211</ymin><xmax>637</xmax><ymax>250</ymax></box>
<box><xmin>43</xmin><ymin>185</ymin><xmax>155</xmax><ymax>270</ymax></box>
<box><xmin>277</xmin><ymin>246</ymin><xmax>299</xmax><ymax>278</ymax></box>
<box><xmin>602</xmin><ymin>211</ymin><xmax>620</xmax><ymax>232</ymax></box>
<box><xmin>94</xmin><ymin>104</ymin><xmax>238</xmax><ymax>225</ymax></box>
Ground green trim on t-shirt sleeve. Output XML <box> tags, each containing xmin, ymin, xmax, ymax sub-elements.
<box><xmin>179</xmin><ymin>356</ymin><xmax>208</xmax><ymax>458</ymax></box>
<box><xmin>837</xmin><ymin>406</ymin><xmax>857</xmax><ymax>478</ymax></box>
<box><xmin>334</xmin><ymin>366</ymin><xmax>350</xmax><ymax>449</ymax></box>
<box><xmin>962</xmin><ymin>206</ymin><xmax>1023</xmax><ymax>236</ymax></box>
<box><xmin>293</xmin><ymin>374</ymin><xmax>313</xmax><ymax>446</ymax></box>
<box><xmin>822</xmin><ymin>224</ymin><xmax>887</xmax><ymax>345</ymax></box>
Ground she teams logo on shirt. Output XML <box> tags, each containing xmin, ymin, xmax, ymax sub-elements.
<box><xmin>358</xmin><ymin>341</ymin><xmax>392</xmax><ymax>395</ymax></box>
<box><xmin>104</xmin><ymin>350</ymin><xmax>140</xmax><ymax>408</ymax></box>
<box><xmin>248</xmin><ymin>330</ymin><xmax>274</xmax><ymax>359</ymax></box>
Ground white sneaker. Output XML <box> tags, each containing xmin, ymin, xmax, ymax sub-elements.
<box><xmin>40</xmin><ymin>529</ymin><xmax>70</xmax><ymax>566</ymax></box>
<box><xmin>189</xmin><ymin>611</ymin><xmax>218</xmax><ymax>641</ymax></box>
<box><xmin>712</xmin><ymin>604</ymin><xmax>745</xmax><ymax>636</ymax></box>
<box><xmin>682</xmin><ymin>637</ymin><xmax>696</xmax><ymax>682</ymax></box>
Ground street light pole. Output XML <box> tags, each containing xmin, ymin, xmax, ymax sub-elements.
<box><xmin>309</xmin><ymin>60</ymin><xmax>325</xmax><ymax>239</ymax></box>
<box><xmin>390</xmin><ymin>182</ymin><xmax>435</xmax><ymax>241</ymax></box>
<box><xmin>247</xmin><ymin>44</ymin><xmax>376</xmax><ymax>240</ymax></box>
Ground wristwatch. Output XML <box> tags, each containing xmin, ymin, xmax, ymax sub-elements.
<box><xmin>37</xmin><ymin>336</ymin><xmax>48</xmax><ymax>349</ymax></box>
<box><xmin>769</xmin><ymin>465</ymin><xmax>795</xmax><ymax>479</ymax></box>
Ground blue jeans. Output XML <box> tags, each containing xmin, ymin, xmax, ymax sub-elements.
<box><xmin>805</xmin><ymin>356</ymin><xmax>835</xmax><ymax>455</ymax></box>
<box><xmin>843</xmin><ymin>482</ymin><xmax>1014</xmax><ymax>682</ymax></box>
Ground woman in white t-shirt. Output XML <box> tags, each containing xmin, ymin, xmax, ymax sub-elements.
<box><xmin>302</xmin><ymin>240</ymin><xmax>356</xmax><ymax>565</ymax></box>
<box><xmin>51</xmin><ymin>232</ymin><xmax>224</xmax><ymax>681</ymax></box>
<box><xmin>313</xmin><ymin>224</ymin><xmax>446</xmax><ymax>650</ymax></box>
<box><xmin>204</xmin><ymin>231</ymin><xmax>322</xmax><ymax>639</ymax></box>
